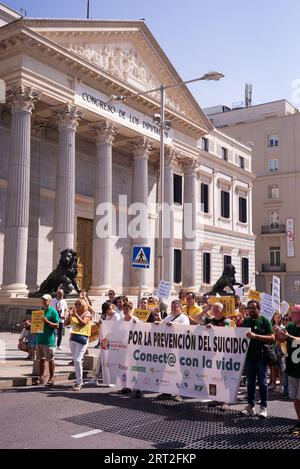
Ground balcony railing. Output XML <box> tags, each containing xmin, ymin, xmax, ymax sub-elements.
<box><xmin>261</xmin><ymin>224</ymin><xmax>286</xmax><ymax>234</ymax></box>
<box><xmin>262</xmin><ymin>264</ymin><xmax>286</xmax><ymax>272</ymax></box>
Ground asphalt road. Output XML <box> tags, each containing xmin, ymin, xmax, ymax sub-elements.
<box><xmin>0</xmin><ymin>382</ymin><xmax>298</xmax><ymax>450</ymax></box>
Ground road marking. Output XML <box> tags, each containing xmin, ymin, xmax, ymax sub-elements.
<box><xmin>71</xmin><ymin>429</ymin><xmax>103</xmax><ymax>439</ymax></box>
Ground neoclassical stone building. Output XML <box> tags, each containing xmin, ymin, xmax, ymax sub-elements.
<box><xmin>0</xmin><ymin>4</ymin><xmax>255</xmax><ymax>298</ymax></box>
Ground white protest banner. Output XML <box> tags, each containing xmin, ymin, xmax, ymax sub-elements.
<box><xmin>280</xmin><ymin>301</ymin><xmax>290</xmax><ymax>317</ymax></box>
<box><xmin>157</xmin><ymin>280</ymin><xmax>172</xmax><ymax>300</ymax></box>
<box><xmin>100</xmin><ymin>322</ymin><xmax>250</xmax><ymax>404</ymax></box>
<box><xmin>260</xmin><ymin>293</ymin><xmax>275</xmax><ymax>321</ymax></box>
<box><xmin>272</xmin><ymin>276</ymin><xmax>281</xmax><ymax>311</ymax></box>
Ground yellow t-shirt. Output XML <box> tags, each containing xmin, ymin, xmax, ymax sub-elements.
<box><xmin>183</xmin><ymin>304</ymin><xmax>203</xmax><ymax>320</ymax></box>
<box><xmin>70</xmin><ymin>313</ymin><xmax>91</xmax><ymax>337</ymax></box>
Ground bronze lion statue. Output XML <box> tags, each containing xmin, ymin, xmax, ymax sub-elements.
<box><xmin>38</xmin><ymin>248</ymin><xmax>81</xmax><ymax>296</ymax></box>
<box><xmin>206</xmin><ymin>264</ymin><xmax>243</xmax><ymax>296</ymax></box>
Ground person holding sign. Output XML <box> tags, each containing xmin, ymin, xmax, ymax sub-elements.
<box><xmin>34</xmin><ymin>294</ymin><xmax>59</xmax><ymax>386</ymax></box>
<box><xmin>65</xmin><ymin>299</ymin><xmax>92</xmax><ymax>391</ymax></box>
<box><xmin>242</xmin><ymin>300</ymin><xmax>274</xmax><ymax>418</ymax></box>
<box><xmin>274</xmin><ymin>305</ymin><xmax>300</xmax><ymax>435</ymax></box>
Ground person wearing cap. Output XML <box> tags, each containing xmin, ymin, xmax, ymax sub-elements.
<box><xmin>274</xmin><ymin>304</ymin><xmax>300</xmax><ymax>435</ymax></box>
<box><xmin>34</xmin><ymin>294</ymin><xmax>59</xmax><ymax>386</ymax></box>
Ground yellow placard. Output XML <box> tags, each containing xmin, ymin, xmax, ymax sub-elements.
<box><xmin>208</xmin><ymin>296</ymin><xmax>236</xmax><ymax>316</ymax></box>
<box><xmin>89</xmin><ymin>323</ymin><xmax>100</xmax><ymax>343</ymax></box>
<box><xmin>133</xmin><ymin>308</ymin><xmax>151</xmax><ymax>322</ymax></box>
<box><xmin>70</xmin><ymin>316</ymin><xmax>91</xmax><ymax>336</ymax></box>
<box><xmin>31</xmin><ymin>310</ymin><xmax>44</xmax><ymax>334</ymax></box>
<box><xmin>248</xmin><ymin>289</ymin><xmax>261</xmax><ymax>302</ymax></box>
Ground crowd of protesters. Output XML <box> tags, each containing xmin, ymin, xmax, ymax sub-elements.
<box><xmin>18</xmin><ymin>287</ymin><xmax>300</xmax><ymax>434</ymax></box>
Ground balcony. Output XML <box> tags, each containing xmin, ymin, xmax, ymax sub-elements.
<box><xmin>262</xmin><ymin>264</ymin><xmax>286</xmax><ymax>273</ymax></box>
<box><xmin>261</xmin><ymin>224</ymin><xmax>286</xmax><ymax>234</ymax></box>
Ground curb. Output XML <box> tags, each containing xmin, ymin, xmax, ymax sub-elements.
<box><xmin>0</xmin><ymin>370</ymin><xmax>95</xmax><ymax>389</ymax></box>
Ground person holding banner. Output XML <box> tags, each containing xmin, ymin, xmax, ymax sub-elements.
<box><xmin>183</xmin><ymin>292</ymin><xmax>203</xmax><ymax>324</ymax></box>
<box><xmin>118</xmin><ymin>302</ymin><xmax>143</xmax><ymax>398</ymax></box>
<box><xmin>51</xmin><ymin>289</ymin><xmax>68</xmax><ymax>350</ymax></box>
<box><xmin>274</xmin><ymin>305</ymin><xmax>300</xmax><ymax>435</ymax></box>
<box><xmin>65</xmin><ymin>299</ymin><xmax>92</xmax><ymax>391</ymax></box>
<box><xmin>34</xmin><ymin>294</ymin><xmax>60</xmax><ymax>386</ymax></box>
<box><xmin>242</xmin><ymin>300</ymin><xmax>274</xmax><ymax>418</ymax></box>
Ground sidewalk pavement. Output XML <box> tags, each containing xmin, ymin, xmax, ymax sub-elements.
<box><xmin>0</xmin><ymin>329</ymin><xmax>99</xmax><ymax>389</ymax></box>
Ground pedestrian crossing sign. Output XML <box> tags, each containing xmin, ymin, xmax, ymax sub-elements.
<box><xmin>131</xmin><ymin>246</ymin><xmax>151</xmax><ymax>269</ymax></box>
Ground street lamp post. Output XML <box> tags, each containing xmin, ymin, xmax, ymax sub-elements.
<box><xmin>111</xmin><ymin>71</ymin><xmax>224</xmax><ymax>288</ymax></box>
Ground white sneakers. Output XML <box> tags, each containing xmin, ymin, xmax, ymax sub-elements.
<box><xmin>259</xmin><ymin>406</ymin><xmax>268</xmax><ymax>418</ymax></box>
<box><xmin>242</xmin><ymin>404</ymin><xmax>267</xmax><ymax>418</ymax></box>
<box><xmin>242</xmin><ymin>404</ymin><xmax>256</xmax><ymax>416</ymax></box>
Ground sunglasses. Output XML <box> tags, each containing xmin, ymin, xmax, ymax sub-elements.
<box><xmin>75</xmin><ymin>302</ymin><xmax>81</xmax><ymax>306</ymax></box>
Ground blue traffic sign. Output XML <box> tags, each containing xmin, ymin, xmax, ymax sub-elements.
<box><xmin>131</xmin><ymin>246</ymin><xmax>151</xmax><ymax>269</ymax></box>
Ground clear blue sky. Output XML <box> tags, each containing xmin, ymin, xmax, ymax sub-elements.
<box><xmin>3</xmin><ymin>0</ymin><xmax>300</xmax><ymax>109</ymax></box>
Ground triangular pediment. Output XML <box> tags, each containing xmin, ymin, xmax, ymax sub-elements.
<box><xmin>23</xmin><ymin>19</ymin><xmax>213</xmax><ymax>130</ymax></box>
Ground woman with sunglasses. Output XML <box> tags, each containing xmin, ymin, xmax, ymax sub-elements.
<box><xmin>65</xmin><ymin>299</ymin><xmax>92</xmax><ymax>391</ymax></box>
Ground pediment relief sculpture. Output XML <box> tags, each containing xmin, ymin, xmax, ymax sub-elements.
<box><xmin>67</xmin><ymin>43</ymin><xmax>184</xmax><ymax>115</ymax></box>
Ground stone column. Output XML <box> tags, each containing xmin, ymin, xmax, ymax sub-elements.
<box><xmin>130</xmin><ymin>137</ymin><xmax>152</xmax><ymax>293</ymax></box>
<box><xmin>89</xmin><ymin>120</ymin><xmax>116</xmax><ymax>295</ymax></box>
<box><xmin>181</xmin><ymin>158</ymin><xmax>199</xmax><ymax>290</ymax></box>
<box><xmin>52</xmin><ymin>104</ymin><xmax>82</xmax><ymax>266</ymax></box>
<box><xmin>163</xmin><ymin>148</ymin><xmax>177</xmax><ymax>287</ymax></box>
<box><xmin>1</xmin><ymin>85</ymin><xmax>40</xmax><ymax>296</ymax></box>
<box><xmin>26</xmin><ymin>118</ymin><xmax>47</xmax><ymax>291</ymax></box>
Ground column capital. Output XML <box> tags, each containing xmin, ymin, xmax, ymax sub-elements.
<box><xmin>90</xmin><ymin>119</ymin><xmax>117</xmax><ymax>144</ymax></box>
<box><xmin>165</xmin><ymin>147</ymin><xmax>179</xmax><ymax>168</ymax></box>
<box><xmin>7</xmin><ymin>84</ymin><xmax>41</xmax><ymax>113</ymax></box>
<box><xmin>179</xmin><ymin>157</ymin><xmax>200</xmax><ymax>175</ymax></box>
<box><xmin>131</xmin><ymin>136</ymin><xmax>152</xmax><ymax>158</ymax></box>
<box><xmin>52</xmin><ymin>104</ymin><xmax>83</xmax><ymax>130</ymax></box>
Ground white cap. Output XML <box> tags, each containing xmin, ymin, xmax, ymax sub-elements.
<box><xmin>42</xmin><ymin>294</ymin><xmax>52</xmax><ymax>301</ymax></box>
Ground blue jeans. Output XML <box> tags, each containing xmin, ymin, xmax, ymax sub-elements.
<box><xmin>245</xmin><ymin>358</ymin><xmax>268</xmax><ymax>408</ymax></box>
<box><xmin>283</xmin><ymin>372</ymin><xmax>289</xmax><ymax>395</ymax></box>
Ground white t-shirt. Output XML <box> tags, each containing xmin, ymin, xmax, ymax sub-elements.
<box><xmin>51</xmin><ymin>298</ymin><xmax>68</xmax><ymax>322</ymax></box>
<box><xmin>105</xmin><ymin>311</ymin><xmax>121</xmax><ymax>321</ymax></box>
<box><xmin>115</xmin><ymin>308</ymin><xmax>124</xmax><ymax>319</ymax></box>
<box><xmin>20</xmin><ymin>328</ymin><xmax>30</xmax><ymax>340</ymax></box>
<box><xmin>123</xmin><ymin>316</ymin><xmax>140</xmax><ymax>323</ymax></box>
<box><xmin>162</xmin><ymin>313</ymin><xmax>190</xmax><ymax>325</ymax></box>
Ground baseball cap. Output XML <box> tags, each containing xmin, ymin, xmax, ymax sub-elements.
<box><xmin>42</xmin><ymin>294</ymin><xmax>52</xmax><ymax>300</ymax></box>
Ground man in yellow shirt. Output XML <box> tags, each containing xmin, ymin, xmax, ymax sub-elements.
<box><xmin>178</xmin><ymin>289</ymin><xmax>188</xmax><ymax>306</ymax></box>
<box><xmin>183</xmin><ymin>292</ymin><xmax>203</xmax><ymax>323</ymax></box>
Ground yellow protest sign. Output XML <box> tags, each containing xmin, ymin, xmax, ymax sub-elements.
<box><xmin>31</xmin><ymin>310</ymin><xmax>44</xmax><ymax>333</ymax></box>
<box><xmin>89</xmin><ymin>323</ymin><xmax>100</xmax><ymax>343</ymax></box>
<box><xmin>209</xmin><ymin>296</ymin><xmax>236</xmax><ymax>316</ymax></box>
<box><xmin>133</xmin><ymin>308</ymin><xmax>151</xmax><ymax>322</ymax></box>
<box><xmin>248</xmin><ymin>290</ymin><xmax>261</xmax><ymax>302</ymax></box>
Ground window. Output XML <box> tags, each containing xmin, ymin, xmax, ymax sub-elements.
<box><xmin>239</xmin><ymin>156</ymin><xmax>245</xmax><ymax>169</ymax></box>
<box><xmin>268</xmin><ymin>184</ymin><xmax>279</xmax><ymax>199</ymax></box>
<box><xmin>173</xmin><ymin>174</ymin><xmax>182</xmax><ymax>205</ymax></box>
<box><xmin>221</xmin><ymin>190</ymin><xmax>230</xmax><ymax>218</ymax></box>
<box><xmin>239</xmin><ymin>197</ymin><xmax>247</xmax><ymax>223</ymax></box>
<box><xmin>174</xmin><ymin>249</ymin><xmax>182</xmax><ymax>283</ymax></box>
<box><xmin>268</xmin><ymin>159</ymin><xmax>279</xmax><ymax>172</ymax></box>
<box><xmin>203</xmin><ymin>252</ymin><xmax>211</xmax><ymax>284</ymax></box>
<box><xmin>221</xmin><ymin>147</ymin><xmax>228</xmax><ymax>161</ymax></box>
<box><xmin>224</xmin><ymin>255</ymin><xmax>232</xmax><ymax>268</ymax></box>
<box><xmin>241</xmin><ymin>258</ymin><xmax>249</xmax><ymax>284</ymax></box>
<box><xmin>202</xmin><ymin>137</ymin><xmax>209</xmax><ymax>152</ymax></box>
<box><xmin>269</xmin><ymin>246</ymin><xmax>280</xmax><ymax>266</ymax></box>
<box><xmin>267</xmin><ymin>134</ymin><xmax>279</xmax><ymax>147</ymax></box>
<box><xmin>201</xmin><ymin>183</ymin><xmax>209</xmax><ymax>213</ymax></box>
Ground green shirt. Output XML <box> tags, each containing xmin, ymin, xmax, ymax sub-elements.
<box><xmin>243</xmin><ymin>315</ymin><xmax>273</xmax><ymax>361</ymax></box>
<box><xmin>285</xmin><ymin>323</ymin><xmax>300</xmax><ymax>379</ymax></box>
<box><xmin>36</xmin><ymin>306</ymin><xmax>59</xmax><ymax>347</ymax></box>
